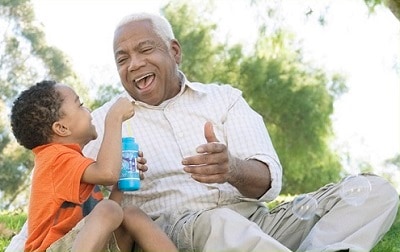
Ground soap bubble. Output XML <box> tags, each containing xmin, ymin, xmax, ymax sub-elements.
<box><xmin>292</xmin><ymin>194</ymin><xmax>318</xmax><ymax>220</ymax></box>
<box><xmin>339</xmin><ymin>175</ymin><xmax>372</xmax><ymax>206</ymax></box>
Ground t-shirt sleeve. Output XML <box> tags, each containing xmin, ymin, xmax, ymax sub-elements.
<box><xmin>52</xmin><ymin>150</ymin><xmax>95</xmax><ymax>204</ymax></box>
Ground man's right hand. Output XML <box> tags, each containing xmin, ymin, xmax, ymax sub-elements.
<box><xmin>137</xmin><ymin>150</ymin><xmax>148</xmax><ymax>179</ymax></box>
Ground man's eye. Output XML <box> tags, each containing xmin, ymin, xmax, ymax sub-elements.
<box><xmin>80</xmin><ymin>102</ymin><xmax>84</xmax><ymax>107</ymax></box>
<box><xmin>141</xmin><ymin>47</ymin><xmax>153</xmax><ymax>53</ymax></box>
<box><xmin>117</xmin><ymin>58</ymin><xmax>127</xmax><ymax>64</ymax></box>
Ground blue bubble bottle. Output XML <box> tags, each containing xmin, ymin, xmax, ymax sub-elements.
<box><xmin>118</xmin><ymin>137</ymin><xmax>140</xmax><ymax>191</ymax></box>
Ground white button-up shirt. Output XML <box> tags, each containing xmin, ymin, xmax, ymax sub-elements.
<box><xmin>83</xmin><ymin>72</ymin><xmax>282</xmax><ymax>218</ymax></box>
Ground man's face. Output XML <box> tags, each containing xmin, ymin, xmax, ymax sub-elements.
<box><xmin>113</xmin><ymin>19</ymin><xmax>182</xmax><ymax>106</ymax></box>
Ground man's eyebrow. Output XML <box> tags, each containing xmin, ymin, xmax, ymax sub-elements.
<box><xmin>114</xmin><ymin>40</ymin><xmax>156</xmax><ymax>58</ymax></box>
<box><xmin>137</xmin><ymin>40</ymin><xmax>156</xmax><ymax>48</ymax></box>
<box><xmin>114</xmin><ymin>49</ymin><xmax>126</xmax><ymax>58</ymax></box>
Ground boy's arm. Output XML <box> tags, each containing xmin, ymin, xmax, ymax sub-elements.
<box><xmin>108</xmin><ymin>184</ymin><xmax>123</xmax><ymax>204</ymax></box>
<box><xmin>82</xmin><ymin>98</ymin><xmax>134</xmax><ymax>186</ymax></box>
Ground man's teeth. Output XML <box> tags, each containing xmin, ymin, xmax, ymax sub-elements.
<box><xmin>135</xmin><ymin>73</ymin><xmax>153</xmax><ymax>83</ymax></box>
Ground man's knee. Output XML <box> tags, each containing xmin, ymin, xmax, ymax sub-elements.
<box><xmin>196</xmin><ymin>207</ymin><xmax>254</xmax><ymax>230</ymax></box>
<box><xmin>363</xmin><ymin>174</ymin><xmax>399</xmax><ymax>206</ymax></box>
<box><xmin>194</xmin><ymin>208</ymin><xmax>290</xmax><ymax>252</ymax></box>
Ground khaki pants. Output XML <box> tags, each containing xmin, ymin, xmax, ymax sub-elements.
<box><xmin>165</xmin><ymin>174</ymin><xmax>398</xmax><ymax>252</ymax></box>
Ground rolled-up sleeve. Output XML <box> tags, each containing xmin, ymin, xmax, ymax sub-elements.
<box><xmin>223</xmin><ymin>88</ymin><xmax>282</xmax><ymax>202</ymax></box>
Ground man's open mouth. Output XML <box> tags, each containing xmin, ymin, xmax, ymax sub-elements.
<box><xmin>134</xmin><ymin>73</ymin><xmax>155</xmax><ymax>90</ymax></box>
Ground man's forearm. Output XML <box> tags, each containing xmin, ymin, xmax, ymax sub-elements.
<box><xmin>228</xmin><ymin>158</ymin><xmax>271</xmax><ymax>199</ymax></box>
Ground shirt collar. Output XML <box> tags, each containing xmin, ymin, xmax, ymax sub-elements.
<box><xmin>180</xmin><ymin>71</ymin><xmax>207</xmax><ymax>94</ymax></box>
<box><xmin>33</xmin><ymin>143</ymin><xmax>83</xmax><ymax>155</ymax></box>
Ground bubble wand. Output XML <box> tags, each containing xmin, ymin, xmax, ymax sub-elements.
<box><xmin>123</xmin><ymin>119</ymin><xmax>134</xmax><ymax>137</ymax></box>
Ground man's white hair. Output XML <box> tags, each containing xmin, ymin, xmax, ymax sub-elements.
<box><xmin>115</xmin><ymin>12</ymin><xmax>175</xmax><ymax>46</ymax></box>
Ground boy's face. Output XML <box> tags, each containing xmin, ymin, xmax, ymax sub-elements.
<box><xmin>55</xmin><ymin>84</ymin><xmax>97</xmax><ymax>146</ymax></box>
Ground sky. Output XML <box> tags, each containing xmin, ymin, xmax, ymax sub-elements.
<box><xmin>31</xmin><ymin>0</ymin><xmax>400</xmax><ymax>187</ymax></box>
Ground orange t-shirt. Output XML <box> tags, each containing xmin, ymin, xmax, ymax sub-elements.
<box><xmin>25</xmin><ymin>143</ymin><xmax>97</xmax><ymax>252</ymax></box>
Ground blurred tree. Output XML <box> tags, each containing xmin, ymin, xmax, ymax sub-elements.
<box><xmin>163</xmin><ymin>1</ymin><xmax>345</xmax><ymax>193</ymax></box>
<box><xmin>381</xmin><ymin>154</ymin><xmax>400</xmax><ymax>189</ymax></box>
<box><xmin>385</xmin><ymin>154</ymin><xmax>400</xmax><ymax>169</ymax></box>
<box><xmin>90</xmin><ymin>85</ymin><xmax>123</xmax><ymax>110</ymax></box>
<box><xmin>0</xmin><ymin>0</ymin><xmax>353</xmax><ymax>208</ymax></box>
<box><xmin>239</xmin><ymin>30</ymin><xmax>344</xmax><ymax>193</ymax></box>
<box><xmin>0</xmin><ymin>0</ymin><xmax>87</xmax><ymax>209</ymax></box>
<box><xmin>163</xmin><ymin>2</ymin><xmax>242</xmax><ymax>83</ymax></box>
<box><xmin>365</xmin><ymin>0</ymin><xmax>400</xmax><ymax>21</ymax></box>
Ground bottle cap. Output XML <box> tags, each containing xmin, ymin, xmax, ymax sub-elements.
<box><xmin>122</xmin><ymin>137</ymin><xmax>138</xmax><ymax>151</ymax></box>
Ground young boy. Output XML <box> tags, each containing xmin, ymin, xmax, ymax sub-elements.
<box><xmin>10</xmin><ymin>80</ymin><xmax>177</xmax><ymax>252</ymax></box>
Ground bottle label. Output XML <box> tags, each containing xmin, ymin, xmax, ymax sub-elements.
<box><xmin>120</xmin><ymin>150</ymin><xmax>139</xmax><ymax>179</ymax></box>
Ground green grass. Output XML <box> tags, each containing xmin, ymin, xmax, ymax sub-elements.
<box><xmin>372</xmin><ymin>205</ymin><xmax>400</xmax><ymax>252</ymax></box>
<box><xmin>0</xmin><ymin>210</ymin><xmax>27</xmax><ymax>251</ymax></box>
<box><xmin>0</xmin><ymin>206</ymin><xmax>399</xmax><ymax>251</ymax></box>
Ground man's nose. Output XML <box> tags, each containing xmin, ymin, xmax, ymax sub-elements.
<box><xmin>128</xmin><ymin>56</ymin><xmax>146</xmax><ymax>71</ymax></box>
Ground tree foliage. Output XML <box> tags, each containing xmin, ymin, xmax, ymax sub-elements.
<box><xmin>385</xmin><ymin>154</ymin><xmax>400</xmax><ymax>169</ymax></box>
<box><xmin>0</xmin><ymin>0</ymin><xmax>353</xmax><ymax>209</ymax></box>
<box><xmin>163</xmin><ymin>1</ymin><xmax>345</xmax><ymax>193</ymax></box>
<box><xmin>0</xmin><ymin>0</ymin><xmax>87</xmax><ymax>209</ymax></box>
<box><xmin>365</xmin><ymin>0</ymin><xmax>400</xmax><ymax>21</ymax></box>
<box><xmin>239</xmin><ymin>35</ymin><xmax>343</xmax><ymax>192</ymax></box>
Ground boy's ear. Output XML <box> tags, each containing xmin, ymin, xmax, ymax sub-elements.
<box><xmin>52</xmin><ymin>121</ymin><xmax>71</xmax><ymax>137</ymax></box>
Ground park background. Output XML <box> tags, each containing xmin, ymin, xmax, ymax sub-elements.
<box><xmin>0</xmin><ymin>0</ymin><xmax>399</xmax><ymax>250</ymax></box>
<box><xmin>33</xmin><ymin>0</ymin><xmax>400</xmax><ymax>191</ymax></box>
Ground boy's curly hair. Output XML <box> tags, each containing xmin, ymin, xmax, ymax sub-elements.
<box><xmin>10</xmin><ymin>80</ymin><xmax>63</xmax><ymax>150</ymax></box>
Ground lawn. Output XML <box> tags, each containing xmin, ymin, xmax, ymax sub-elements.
<box><xmin>372</xmin><ymin>203</ymin><xmax>400</xmax><ymax>252</ymax></box>
<box><xmin>0</xmin><ymin>210</ymin><xmax>26</xmax><ymax>251</ymax></box>
<box><xmin>1</xmin><ymin>205</ymin><xmax>399</xmax><ymax>251</ymax></box>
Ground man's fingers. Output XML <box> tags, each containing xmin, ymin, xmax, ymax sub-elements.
<box><xmin>204</xmin><ymin>121</ymin><xmax>219</xmax><ymax>143</ymax></box>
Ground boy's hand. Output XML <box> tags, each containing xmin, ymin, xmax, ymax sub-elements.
<box><xmin>108</xmin><ymin>97</ymin><xmax>135</xmax><ymax>122</ymax></box>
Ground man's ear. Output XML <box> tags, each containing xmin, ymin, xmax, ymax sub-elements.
<box><xmin>52</xmin><ymin>122</ymin><xmax>71</xmax><ymax>137</ymax></box>
<box><xmin>170</xmin><ymin>39</ymin><xmax>182</xmax><ymax>65</ymax></box>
